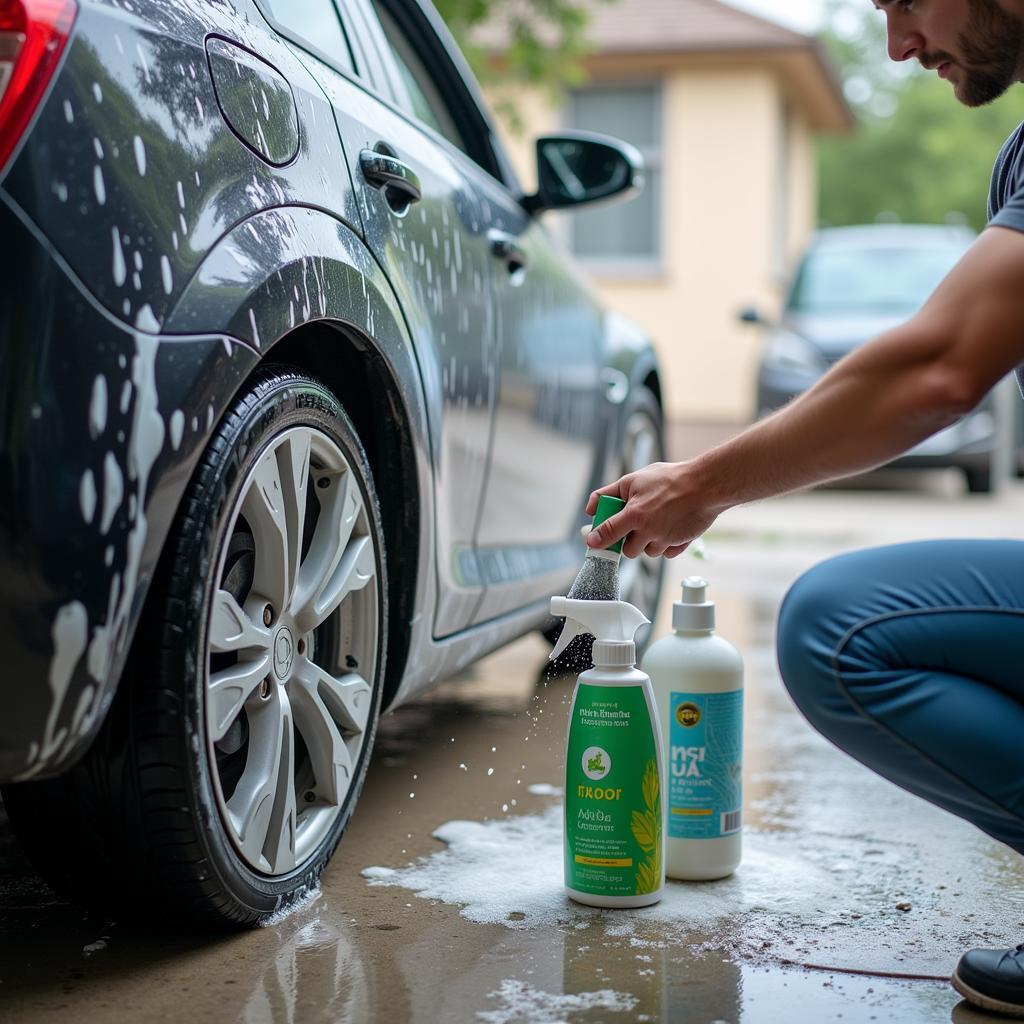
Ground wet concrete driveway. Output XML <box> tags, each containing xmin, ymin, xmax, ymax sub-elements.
<box><xmin>3</xmin><ymin>475</ymin><xmax>1024</xmax><ymax>1023</ymax></box>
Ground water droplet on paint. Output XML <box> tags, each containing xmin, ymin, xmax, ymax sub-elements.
<box><xmin>169</xmin><ymin>410</ymin><xmax>184</xmax><ymax>451</ymax></box>
<box><xmin>133</xmin><ymin>135</ymin><xmax>146</xmax><ymax>176</ymax></box>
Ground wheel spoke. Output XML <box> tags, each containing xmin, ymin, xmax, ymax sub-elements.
<box><xmin>241</xmin><ymin>447</ymin><xmax>291</xmax><ymax>613</ymax></box>
<box><xmin>303</xmin><ymin>661</ymin><xmax>373</xmax><ymax>736</ymax></box>
<box><xmin>227</xmin><ymin>688</ymin><xmax>297</xmax><ymax>873</ymax></box>
<box><xmin>310</xmin><ymin>536</ymin><xmax>375</xmax><ymax>632</ymax></box>
<box><xmin>291</xmin><ymin>661</ymin><xmax>356</xmax><ymax>807</ymax></box>
<box><xmin>209</xmin><ymin>588</ymin><xmax>271</xmax><ymax>653</ymax></box>
<box><xmin>293</xmin><ymin>474</ymin><xmax>374</xmax><ymax>631</ymax></box>
<box><xmin>263</xmin><ymin>693</ymin><xmax>298</xmax><ymax>875</ymax></box>
<box><xmin>275</xmin><ymin>430</ymin><xmax>312</xmax><ymax>604</ymax></box>
<box><xmin>208</xmin><ymin>654</ymin><xmax>270</xmax><ymax>742</ymax></box>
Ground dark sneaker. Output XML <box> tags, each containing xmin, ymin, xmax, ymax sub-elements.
<box><xmin>953</xmin><ymin>944</ymin><xmax>1024</xmax><ymax>1018</ymax></box>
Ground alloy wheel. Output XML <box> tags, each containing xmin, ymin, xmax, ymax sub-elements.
<box><xmin>206</xmin><ymin>426</ymin><xmax>379</xmax><ymax>875</ymax></box>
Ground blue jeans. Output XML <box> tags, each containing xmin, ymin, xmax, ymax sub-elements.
<box><xmin>777</xmin><ymin>540</ymin><xmax>1024</xmax><ymax>854</ymax></box>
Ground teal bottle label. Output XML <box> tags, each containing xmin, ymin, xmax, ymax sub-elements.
<box><xmin>668</xmin><ymin>690</ymin><xmax>742</xmax><ymax>839</ymax></box>
<box><xmin>565</xmin><ymin>683</ymin><xmax>662</xmax><ymax>897</ymax></box>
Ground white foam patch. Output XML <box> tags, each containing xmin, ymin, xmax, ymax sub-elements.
<box><xmin>259</xmin><ymin>884</ymin><xmax>321</xmax><ymax>927</ymax></box>
<box><xmin>477</xmin><ymin>979</ymin><xmax>637</xmax><ymax>1024</ymax></box>
<box><xmin>362</xmin><ymin>804</ymin><xmax>1024</xmax><ymax>974</ymax></box>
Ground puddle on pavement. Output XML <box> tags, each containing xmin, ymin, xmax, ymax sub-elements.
<box><xmin>1</xmin><ymin>556</ymin><xmax>1022</xmax><ymax>1023</ymax></box>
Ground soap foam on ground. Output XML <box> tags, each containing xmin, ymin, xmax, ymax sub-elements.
<box><xmin>362</xmin><ymin>805</ymin><xmax>836</xmax><ymax>938</ymax></box>
<box><xmin>477</xmin><ymin>979</ymin><xmax>637</xmax><ymax>1024</ymax></box>
<box><xmin>362</xmin><ymin>804</ymin><xmax>1023</xmax><ymax>974</ymax></box>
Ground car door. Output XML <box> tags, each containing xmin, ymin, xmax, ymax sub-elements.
<box><xmin>467</xmin><ymin>187</ymin><xmax>606</xmax><ymax>623</ymax></box>
<box><xmin>358</xmin><ymin>0</ymin><xmax>605</xmax><ymax>626</ymax></box>
<box><xmin>269</xmin><ymin>0</ymin><xmax>502</xmax><ymax>637</ymax></box>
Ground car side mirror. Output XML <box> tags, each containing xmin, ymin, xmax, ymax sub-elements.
<box><xmin>523</xmin><ymin>131</ymin><xmax>644</xmax><ymax>215</ymax></box>
<box><xmin>738</xmin><ymin>306</ymin><xmax>764</xmax><ymax>325</ymax></box>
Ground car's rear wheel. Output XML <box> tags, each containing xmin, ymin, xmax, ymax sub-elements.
<box><xmin>965</xmin><ymin>462</ymin><xmax>993</xmax><ymax>494</ymax></box>
<box><xmin>617</xmin><ymin>387</ymin><xmax>666</xmax><ymax>640</ymax></box>
<box><xmin>2</xmin><ymin>367</ymin><xmax>387</xmax><ymax>926</ymax></box>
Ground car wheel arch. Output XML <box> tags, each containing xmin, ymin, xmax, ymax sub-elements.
<box><xmin>162</xmin><ymin>207</ymin><xmax>436</xmax><ymax>712</ymax></box>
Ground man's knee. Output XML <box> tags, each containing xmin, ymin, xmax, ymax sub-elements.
<box><xmin>776</xmin><ymin>557</ymin><xmax>850</xmax><ymax>726</ymax></box>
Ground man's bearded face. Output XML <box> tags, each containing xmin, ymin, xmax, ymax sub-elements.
<box><xmin>923</xmin><ymin>0</ymin><xmax>1023</xmax><ymax>106</ymax></box>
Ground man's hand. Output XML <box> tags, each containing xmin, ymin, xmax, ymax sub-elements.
<box><xmin>585</xmin><ymin>461</ymin><xmax>725</xmax><ymax>559</ymax></box>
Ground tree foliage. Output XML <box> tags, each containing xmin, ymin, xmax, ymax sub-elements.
<box><xmin>436</xmin><ymin>0</ymin><xmax>615</xmax><ymax>121</ymax></box>
<box><xmin>818</xmin><ymin>0</ymin><xmax>1024</xmax><ymax>232</ymax></box>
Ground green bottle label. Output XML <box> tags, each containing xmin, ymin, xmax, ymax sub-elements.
<box><xmin>565</xmin><ymin>683</ymin><xmax>662</xmax><ymax>897</ymax></box>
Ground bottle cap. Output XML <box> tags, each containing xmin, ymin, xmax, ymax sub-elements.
<box><xmin>592</xmin><ymin>639</ymin><xmax>636</xmax><ymax>667</ymax></box>
<box><xmin>673</xmin><ymin>576</ymin><xmax>715</xmax><ymax>631</ymax></box>
<box><xmin>592</xmin><ymin>495</ymin><xmax>626</xmax><ymax>555</ymax></box>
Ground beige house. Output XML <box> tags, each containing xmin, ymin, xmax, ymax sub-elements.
<box><xmin>486</xmin><ymin>0</ymin><xmax>852</xmax><ymax>424</ymax></box>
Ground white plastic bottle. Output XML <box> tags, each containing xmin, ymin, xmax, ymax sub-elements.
<box><xmin>642</xmin><ymin>577</ymin><xmax>743</xmax><ymax>880</ymax></box>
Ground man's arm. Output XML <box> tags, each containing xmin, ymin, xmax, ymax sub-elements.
<box><xmin>587</xmin><ymin>226</ymin><xmax>1024</xmax><ymax>559</ymax></box>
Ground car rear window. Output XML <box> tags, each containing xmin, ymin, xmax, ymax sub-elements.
<box><xmin>788</xmin><ymin>245</ymin><xmax>967</xmax><ymax>317</ymax></box>
<box><xmin>262</xmin><ymin>0</ymin><xmax>355</xmax><ymax>74</ymax></box>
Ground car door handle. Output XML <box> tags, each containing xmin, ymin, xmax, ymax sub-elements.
<box><xmin>359</xmin><ymin>148</ymin><xmax>422</xmax><ymax>205</ymax></box>
<box><xmin>488</xmin><ymin>229</ymin><xmax>529</xmax><ymax>275</ymax></box>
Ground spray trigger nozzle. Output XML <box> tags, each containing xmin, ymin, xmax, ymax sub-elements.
<box><xmin>548</xmin><ymin>596</ymin><xmax>650</xmax><ymax>661</ymax></box>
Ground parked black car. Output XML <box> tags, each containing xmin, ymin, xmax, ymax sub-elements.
<box><xmin>743</xmin><ymin>224</ymin><xmax>1001</xmax><ymax>492</ymax></box>
<box><xmin>0</xmin><ymin>0</ymin><xmax>663</xmax><ymax>924</ymax></box>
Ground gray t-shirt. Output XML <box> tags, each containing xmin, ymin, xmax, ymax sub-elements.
<box><xmin>989</xmin><ymin>121</ymin><xmax>1024</xmax><ymax>230</ymax></box>
<box><xmin>988</xmin><ymin>122</ymin><xmax>1024</xmax><ymax>394</ymax></box>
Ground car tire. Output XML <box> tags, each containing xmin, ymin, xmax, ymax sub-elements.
<box><xmin>965</xmin><ymin>463</ymin><xmax>993</xmax><ymax>494</ymax></box>
<box><xmin>2</xmin><ymin>367</ymin><xmax>387</xmax><ymax>926</ymax></box>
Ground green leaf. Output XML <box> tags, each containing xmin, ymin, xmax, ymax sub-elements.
<box><xmin>642</xmin><ymin>759</ymin><xmax>659</xmax><ymax>815</ymax></box>
<box><xmin>631</xmin><ymin>810</ymin><xmax>657</xmax><ymax>853</ymax></box>
<box><xmin>636</xmin><ymin>856</ymin><xmax>659</xmax><ymax>895</ymax></box>
<box><xmin>434</xmin><ymin>0</ymin><xmax>624</xmax><ymax>129</ymax></box>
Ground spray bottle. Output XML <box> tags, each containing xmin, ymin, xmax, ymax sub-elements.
<box><xmin>642</xmin><ymin>577</ymin><xmax>744</xmax><ymax>880</ymax></box>
<box><xmin>550</xmin><ymin>596</ymin><xmax>664</xmax><ymax>908</ymax></box>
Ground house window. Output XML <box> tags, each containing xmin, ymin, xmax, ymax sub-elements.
<box><xmin>566</xmin><ymin>84</ymin><xmax>662</xmax><ymax>268</ymax></box>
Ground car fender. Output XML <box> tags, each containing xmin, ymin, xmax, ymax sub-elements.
<box><xmin>1</xmin><ymin>204</ymin><xmax>434</xmax><ymax>782</ymax></box>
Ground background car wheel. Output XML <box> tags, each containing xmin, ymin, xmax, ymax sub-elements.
<box><xmin>2</xmin><ymin>367</ymin><xmax>387</xmax><ymax>926</ymax></box>
<box><xmin>964</xmin><ymin>462</ymin><xmax>993</xmax><ymax>494</ymax></box>
<box><xmin>615</xmin><ymin>387</ymin><xmax>666</xmax><ymax>648</ymax></box>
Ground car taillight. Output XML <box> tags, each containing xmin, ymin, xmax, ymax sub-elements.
<box><xmin>0</xmin><ymin>0</ymin><xmax>76</xmax><ymax>175</ymax></box>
